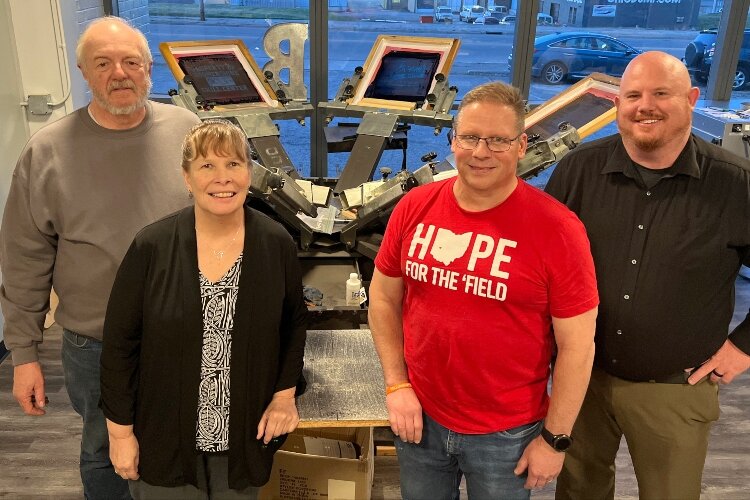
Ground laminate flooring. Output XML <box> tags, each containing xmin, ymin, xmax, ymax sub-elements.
<box><xmin>1</xmin><ymin>276</ymin><xmax>749</xmax><ymax>499</ymax></box>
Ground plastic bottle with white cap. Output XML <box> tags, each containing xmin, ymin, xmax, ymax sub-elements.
<box><xmin>345</xmin><ymin>273</ymin><xmax>361</xmax><ymax>306</ymax></box>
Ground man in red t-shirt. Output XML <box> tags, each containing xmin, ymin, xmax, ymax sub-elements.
<box><xmin>369</xmin><ymin>81</ymin><xmax>599</xmax><ymax>499</ymax></box>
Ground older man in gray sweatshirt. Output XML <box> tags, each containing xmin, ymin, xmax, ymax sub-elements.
<box><xmin>0</xmin><ymin>16</ymin><xmax>199</xmax><ymax>499</ymax></box>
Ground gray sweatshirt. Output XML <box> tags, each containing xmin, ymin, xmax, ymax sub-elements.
<box><xmin>0</xmin><ymin>101</ymin><xmax>200</xmax><ymax>365</ymax></box>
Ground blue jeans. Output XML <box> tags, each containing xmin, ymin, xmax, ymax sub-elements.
<box><xmin>395</xmin><ymin>412</ymin><xmax>542</xmax><ymax>500</ymax></box>
<box><xmin>61</xmin><ymin>329</ymin><xmax>131</xmax><ymax>500</ymax></box>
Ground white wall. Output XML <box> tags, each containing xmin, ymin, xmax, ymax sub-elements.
<box><xmin>0</xmin><ymin>0</ymin><xmax>100</xmax><ymax>344</ymax></box>
<box><xmin>8</xmin><ymin>1</ymin><xmax>79</xmax><ymax>136</ymax></box>
<box><xmin>0</xmin><ymin>2</ymin><xmax>29</xmax><ymax>344</ymax></box>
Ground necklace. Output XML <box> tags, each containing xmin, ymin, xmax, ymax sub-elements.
<box><xmin>197</xmin><ymin>225</ymin><xmax>242</xmax><ymax>260</ymax></box>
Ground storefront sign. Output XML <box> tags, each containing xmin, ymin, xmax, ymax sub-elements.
<box><xmin>592</xmin><ymin>5</ymin><xmax>616</xmax><ymax>16</ymax></box>
<box><xmin>606</xmin><ymin>0</ymin><xmax>681</xmax><ymax>3</ymax></box>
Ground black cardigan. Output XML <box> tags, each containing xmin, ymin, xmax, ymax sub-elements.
<box><xmin>100</xmin><ymin>206</ymin><xmax>307</xmax><ymax>489</ymax></box>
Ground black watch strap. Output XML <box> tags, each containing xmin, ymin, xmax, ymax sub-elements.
<box><xmin>541</xmin><ymin>426</ymin><xmax>573</xmax><ymax>452</ymax></box>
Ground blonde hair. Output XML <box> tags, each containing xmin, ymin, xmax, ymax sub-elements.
<box><xmin>181</xmin><ymin>119</ymin><xmax>251</xmax><ymax>171</ymax></box>
<box><xmin>76</xmin><ymin>16</ymin><xmax>152</xmax><ymax>68</ymax></box>
<box><xmin>455</xmin><ymin>81</ymin><xmax>526</xmax><ymax>134</ymax></box>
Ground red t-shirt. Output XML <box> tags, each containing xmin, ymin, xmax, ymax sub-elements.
<box><xmin>375</xmin><ymin>177</ymin><xmax>599</xmax><ymax>434</ymax></box>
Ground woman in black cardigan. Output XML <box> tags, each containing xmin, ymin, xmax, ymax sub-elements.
<box><xmin>100</xmin><ymin>119</ymin><xmax>307</xmax><ymax>498</ymax></box>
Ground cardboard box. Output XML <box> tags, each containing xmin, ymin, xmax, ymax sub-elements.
<box><xmin>281</xmin><ymin>433</ymin><xmax>357</xmax><ymax>459</ymax></box>
<box><xmin>259</xmin><ymin>427</ymin><xmax>374</xmax><ymax>500</ymax></box>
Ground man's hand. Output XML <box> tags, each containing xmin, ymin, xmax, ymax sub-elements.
<box><xmin>688</xmin><ymin>339</ymin><xmax>750</xmax><ymax>385</ymax></box>
<box><xmin>386</xmin><ymin>388</ymin><xmax>423</xmax><ymax>444</ymax></box>
<box><xmin>13</xmin><ymin>362</ymin><xmax>46</xmax><ymax>416</ymax></box>
<box><xmin>514</xmin><ymin>435</ymin><xmax>565</xmax><ymax>490</ymax></box>
<box><xmin>257</xmin><ymin>391</ymin><xmax>299</xmax><ymax>445</ymax></box>
<box><xmin>107</xmin><ymin>420</ymin><xmax>140</xmax><ymax>480</ymax></box>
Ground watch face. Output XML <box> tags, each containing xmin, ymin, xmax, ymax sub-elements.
<box><xmin>554</xmin><ymin>435</ymin><xmax>573</xmax><ymax>451</ymax></box>
<box><xmin>541</xmin><ymin>426</ymin><xmax>573</xmax><ymax>452</ymax></box>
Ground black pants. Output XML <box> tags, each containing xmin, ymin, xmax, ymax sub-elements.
<box><xmin>129</xmin><ymin>454</ymin><xmax>260</xmax><ymax>500</ymax></box>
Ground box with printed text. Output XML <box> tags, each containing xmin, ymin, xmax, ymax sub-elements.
<box><xmin>259</xmin><ymin>426</ymin><xmax>374</xmax><ymax>500</ymax></box>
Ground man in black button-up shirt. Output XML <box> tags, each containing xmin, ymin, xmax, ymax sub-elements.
<box><xmin>546</xmin><ymin>51</ymin><xmax>750</xmax><ymax>500</ymax></box>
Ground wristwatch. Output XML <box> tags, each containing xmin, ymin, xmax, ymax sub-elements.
<box><xmin>540</xmin><ymin>426</ymin><xmax>573</xmax><ymax>452</ymax></box>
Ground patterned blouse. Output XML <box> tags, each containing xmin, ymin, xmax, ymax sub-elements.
<box><xmin>196</xmin><ymin>253</ymin><xmax>243</xmax><ymax>452</ymax></box>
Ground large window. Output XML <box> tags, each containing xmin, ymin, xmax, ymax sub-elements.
<box><xmin>528</xmin><ymin>1</ymin><xmax>750</xmax><ymax>102</ymax></box>
<box><xmin>326</xmin><ymin>2</ymin><xmax>515</xmax><ymax>178</ymax></box>
<box><xmin>531</xmin><ymin>1</ymin><xmax>695</xmax><ymax>99</ymax></box>
<box><xmin>127</xmin><ymin>0</ymin><xmax>749</xmax><ymax>179</ymax></box>
<box><xmin>139</xmin><ymin>1</ymin><xmax>515</xmax><ymax>177</ymax></box>
<box><xmin>143</xmin><ymin>1</ymin><xmax>312</xmax><ymax>174</ymax></box>
<box><xmin>682</xmin><ymin>6</ymin><xmax>750</xmax><ymax>98</ymax></box>
<box><xmin>146</xmin><ymin>2</ymin><xmax>308</xmax><ymax>96</ymax></box>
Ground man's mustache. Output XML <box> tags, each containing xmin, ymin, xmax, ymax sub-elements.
<box><xmin>108</xmin><ymin>80</ymin><xmax>136</xmax><ymax>91</ymax></box>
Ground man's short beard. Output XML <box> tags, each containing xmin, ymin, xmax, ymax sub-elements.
<box><xmin>92</xmin><ymin>77</ymin><xmax>152</xmax><ymax>116</ymax></box>
<box><xmin>630</xmin><ymin>136</ymin><xmax>662</xmax><ymax>152</ymax></box>
<box><xmin>620</xmin><ymin>119</ymin><xmax>691</xmax><ymax>154</ymax></box>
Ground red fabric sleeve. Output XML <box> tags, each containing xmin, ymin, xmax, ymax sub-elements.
<box><xmin>374</xmin><ymin>196</ymin><xmax>409</xmax><ymax>278</ymax></box>
<box><xmin>546</xmin><ymin>213</ymin><xmax>599</xmax><ymax>318</ymax></box>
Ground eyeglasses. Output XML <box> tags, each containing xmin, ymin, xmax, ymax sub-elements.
<box><xmin>452</xmin><ymin>133</ymin><xmax>522</xmax><ymax>153</ymax></box>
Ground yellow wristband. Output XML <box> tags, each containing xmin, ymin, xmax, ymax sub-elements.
<box><xmin>386</xmin><ymin>382</ymin><xmax>412</xmax><ymax>395</ymax></box>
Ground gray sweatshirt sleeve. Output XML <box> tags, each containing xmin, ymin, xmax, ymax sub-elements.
<box><xmin>0</xmin><ymin>146</ymin><xmax>59</xmax><ymax>365</ymax></box>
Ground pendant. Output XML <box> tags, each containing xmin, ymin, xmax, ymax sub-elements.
<box><xmin>214</xmin><ymin>250</ymin><xmax>225</xmax><ymax>260</ymax></box>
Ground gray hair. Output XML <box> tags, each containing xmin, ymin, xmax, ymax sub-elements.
<box><xmin>76</xmin><ymin>16</ymin><xmax>152</xmax><ymax>68</ymax></box>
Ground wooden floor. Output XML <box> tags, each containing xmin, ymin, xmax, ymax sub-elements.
<box><xmin>1</xmin><ymin>276</ymin><xmax>749</xmax><ymax>499</ymax></box>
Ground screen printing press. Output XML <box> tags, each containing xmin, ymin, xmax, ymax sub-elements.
<box><xmin>161</xmin><ymin>30</ymin><xmax>623</xmax><ymax>426</ymax></box>
<box><xmin>692</xmin><ymin>105</ymin><xmax>750</xmax><ymax>160</ymax></box>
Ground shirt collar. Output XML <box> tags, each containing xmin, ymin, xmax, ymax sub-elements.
<box><xmin>601</xmin><ymin>135</ymin><xmax>702</xmax><ymax>180</ymax></box>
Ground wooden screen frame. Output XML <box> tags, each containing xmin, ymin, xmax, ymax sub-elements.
<box><xmin>348</xmin><ymin>35</ymin><xmax>460</xmax><ymax>111</ymax></box>
<box><xmin>525</xmin><ymin>72</ymin><xmax>621</xmax><ymax>140</ymax></box>
<box><xmin>159</xmin><ymin>39</ymin><xmax>280</xmax><ymax>110</ymax></box>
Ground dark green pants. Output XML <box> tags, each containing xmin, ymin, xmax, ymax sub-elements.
<box><xmin>129</xmin><ymin>454</ymin><xmax>260</xmax><ymax>500</ymax></box>
<box><xmin>556</xmin><ymin>367</ymin><xmax>719</xmax><ymax>500</ymax></box>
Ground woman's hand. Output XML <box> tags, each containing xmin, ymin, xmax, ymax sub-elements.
<box><xmin>256</xmin><ymin>388</ymin><xmax>299</xmax><ymax>444</ymax></box>
<box><xmin>106</xmin><ymin>419</ymin><xmax>140</xmax><ymax>480</ymax></box>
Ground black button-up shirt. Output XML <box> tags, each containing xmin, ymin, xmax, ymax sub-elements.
<box><xmin>546</xmin><ymin>134</ymin><xmax>750</xmax><ymax>381</ymax></box>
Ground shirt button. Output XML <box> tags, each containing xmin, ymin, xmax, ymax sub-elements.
<box><xmin>638</xmin><ymin>224</ymin><xmax>644</xmax><ymax>230</ymax></box>
<box><xmin>624</xmin><ymin>294</ymin><xmax>630</xmax><ymax>300</ymax></box>
<box><xmin>646</xmin><ymin>191</ymin><xmax>652</xmax><ymax>196</ymax></box>
<box><xmin>631</xmin><ymin>259</ymin><xmax>637</xmax><ymax>264</ymax></box>
<box><xmin>612</xmin><ymin>359</ymin><xmax>618</xmax><ymax>363</ymax></box>
<box><xmin>616</xmin><ymin>329</ymin><xmax>623</xmax><ymax>335</ymax></box>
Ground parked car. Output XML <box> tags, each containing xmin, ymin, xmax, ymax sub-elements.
<box><xmin>537</xmin><ymin>13</ymin><xmax>555</xmax><ymax>25</ymax></box>
<box><xmin>483</xmin><ymin>11</ymin><xmax>504</xmax><ymax>25</ymax></box>
<box><xmin>434</xmin><ymin>6</ymin><xmax>454</xmax><ymax>23</ymax></box>
<box><xmin>684</xmin><ymin>29</ymin><xmax>750</xmax><ymax>90</ymax></box>
<box><xmin>508</xmin><ymin>32</ymin><xmax>642</xmax><ymax>84</ymax></box>
<box><xmin>500</xmin><ymin>15</ymin><xmax>516</xmax><ymax>24</ymax></box>
<box><xmin>459</xmin><ymin>5</ymin><xmax>485</xmax><ymax>23</ymax></box>
<box><xmin>487</xmin><ymin>5</ymin><xmax>508</xmax><ymax>15</ymax></box>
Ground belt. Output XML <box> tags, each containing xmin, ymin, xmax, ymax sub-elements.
<box><xmin>646</xmin><ymin>370</ymin><xmax>692</xmax><ymax>384</ymax></box>
<box><xmin>604</xmin><ymin>364</ymin><xmax>708</xmax><ymax>384</ymax></box>
<box><xmin>612</xmin><ymin>369</ymin><xmax>695</xmax><ymax>384</ymax></box>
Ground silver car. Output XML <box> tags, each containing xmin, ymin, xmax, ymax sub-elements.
<box><xmin>459</xmin><ymin>5</ymin><xmax>485</xmax><ymax>23</ymax></box>
<box><xmin>434</xmin><ymin>6</ymin><xmax>454</xmax><ymax>23</ymax></box>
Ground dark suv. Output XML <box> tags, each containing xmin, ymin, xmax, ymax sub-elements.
<box><xmin>684</xmin><ymin>29</ymin><xmax>750</xmax><ymax>90</ymax></box>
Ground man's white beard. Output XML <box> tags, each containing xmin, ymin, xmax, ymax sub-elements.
<box><xmin>92</xmin><ymin>77</ymin><xmax>152</xmax><ymax>116</ymax></box>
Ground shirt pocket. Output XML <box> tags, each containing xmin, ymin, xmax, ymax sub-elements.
<box><xmin>661</xmin><ymin>213</ymin><xmax>722</xmax><ymax>273</ymax></box>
